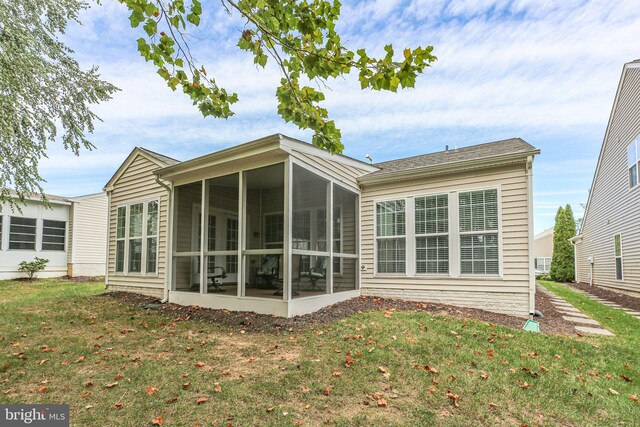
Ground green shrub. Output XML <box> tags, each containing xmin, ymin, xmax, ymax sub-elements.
<box><xmin>536</xmin><ymin>273</ymin><xmax>551</xmax><ymax>281</ymax></box>
<box><xmin>18</xmin><ymin>257</ymin><xmax>49</xmax><ymax>280</ymax></box>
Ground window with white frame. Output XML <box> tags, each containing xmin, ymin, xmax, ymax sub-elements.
<box><xmin>535</xmin><ymin>257</ymin><xmax>552</xmax><ymax>273</ymax></box>
<box><xmin>614</xmin><ymin>234</ymin><xmax>622</xmax><ymax>281</ymax></box>
<box><xmin>415</xmin><ymin>194</ymin><xmax>449</xmax><ymax>274</ymax></box>
<box><xmin>376</xmin><ymin>200</ymin><xmax>406</xmax><ymax>274</ymax></box>
<box><xmin>459</xmin><ymin>189</ymin><xmax>499</xmax><ymax>275</ymax></box>
<box><xmin>264</xmin><ymin>213</ymin><xmax>284</xmax><ymax>249</ymax></box>
<box><xmin>42</xmin><ymin>220</ymin><xmax>66</xmax><ymax>251</ymax></box>
<box><xmin>628</xmin><ymin>139</ymin><xmax>639</xmax><ymax>188</ymax></box>
<box><xmin>115</xmin><ymin>201</ymin><xmax>158</xmax><ymax>274</ymax></box>
<box><xmin>9</xmin><ymin>217</ymin><xmax>37</xmax><ymax>250</ymax></box>
<box><xmin>226</xmin><ymin>218</ymin><xmax>238</xmax><ymax>273</ymax></box>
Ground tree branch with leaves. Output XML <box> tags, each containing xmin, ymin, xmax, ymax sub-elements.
<box><xmin>123</xmin><ymin>0</ymin><xmax>436</xmax><ymax>153</ymax></box>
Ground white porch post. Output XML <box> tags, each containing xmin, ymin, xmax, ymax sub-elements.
<box><xmin>327</xmin><ymin>182</ymin><xmax>334</xmax><ymax>294</ymax></box>
<box><xmin>284</xmin><ymin>159</ymin><xmax>292</xmax><ymax>301</ymax></box>
<box><xmin>238</xmin><ymin>171</ymin><xmax>245</xmax><ymax>298</ymax></box>
<box><xmin>200</xmin><ymin>180</ymin><xmax>207</xmax><ymax>294</ymax></box>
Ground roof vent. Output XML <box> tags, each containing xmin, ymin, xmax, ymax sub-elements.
<box><xmin>365</xmin><ymin>154</ymin><xmax>373</xmax><ymax>164</ymax></box>
<box><xmin>445</xmin><ymin>145</ymin><xmax>449</xmax><ymax>152</ymax></box>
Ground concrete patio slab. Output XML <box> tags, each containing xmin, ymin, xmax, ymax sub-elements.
<box><xmin>575</xmin><ymin>326</ymin><xmax>614</xmax><ymax>336</ymax></box>
<box><xmin>563</xmin><ymin>316</ymin><xmax>600</xmax><ymax>325</ymax></box>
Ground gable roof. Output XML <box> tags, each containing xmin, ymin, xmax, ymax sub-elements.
<box><xmin>534</xmin><ymin>227</ymin><xmax>554</xmax><ymax>240</ymax></box>
<box><xmin>578</xmin><ymin>59</ymin><xmax>640</xmax><ymax>235</ymax></box>
<box><xmin>156</xmin><ymin>133</ymin><xmax>378</xmax><ymax>179</ymax></box>
<box><xmin>4</xmin><ymin>189</ymin><xmax>71</xmax><ymax>205</ymax></box>
<box><xmin>104</xmin><ymin>147</ymin><xmax>180</xmax><ymax>191</ymax></box>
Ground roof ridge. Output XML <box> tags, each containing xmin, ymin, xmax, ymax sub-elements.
<box><xmin>139</xmin><ymin>147</ymin><xmax>180</xmax><ymax>165</ymax></box>
<box><xmin>374</xmin><ymin>137</ymin><xmax>522</xmax><ymax>166</ymax></box>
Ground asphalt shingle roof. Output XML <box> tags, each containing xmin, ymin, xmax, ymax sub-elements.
<box><xmin>140</xmin><ymin>147</ymin><xmax>180</xmax><ymax>166</ymax></box>
<box><xmin>370</xmin><ymin>138</ymin><xmax>537</xmax><ymax>176</ymax></box>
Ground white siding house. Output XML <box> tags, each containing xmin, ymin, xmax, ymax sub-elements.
<box><xmin>0</xmin><ymin>192</ymin><xmax>108</xmax><ymax>279</ymax></box>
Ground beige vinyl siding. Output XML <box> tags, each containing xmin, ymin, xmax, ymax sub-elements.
<box><xmin>576</xmin><ymin>66</ymin><xmax>640</xmax><ymax>294</ymax></box>
<box><xmin>360</xmin><ymin>163</ymin><xmax>531</xmax><ymax>316</ymax></box>
<box><xmin>68</xmin><ymin>193</ymin><xmax>108</xmax><ymax>276</ymax></box>
<box><xmin>107</xmin><ymin>154</ymin><xmax>169</xmax><ymax>295</ymax></box>
<box><xmin>534</xmin><ymin>229</ymin><xmax>553</xmax><ymax>259</ymax></box>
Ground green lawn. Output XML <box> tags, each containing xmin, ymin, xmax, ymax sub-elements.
<box><xmin>0</xmin><ymin>278</ymin><xmax>638</xmax><ymax>426</ymax></box>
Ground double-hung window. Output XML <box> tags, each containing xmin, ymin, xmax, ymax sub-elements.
<box><xmin>459</xmin><ymin>189</ymin><xmax>499</xmax><ymax>275</ymax></box>
<box><xmin>628</xmin><ymin>138</ymin><xmax>639</xmax><ymax>188</ymax></box>
<box><xmin>115</xmin><ymin>200</ymin><xmax>158</xmax><ymax>274</ymax></box>
<box><xmin>376</xmin><ymin>200</ymin><xmax>406</xmax><ymax>274</ymax></box>
<box><xmin>614</xmin><ymin>234</ymin><xmax>623</xmax><ymax>281</ymax></box>
<box><xmin>415</xmin><ymin>195</ymin><xmax>449</xmax><ymax>274</ymax></box>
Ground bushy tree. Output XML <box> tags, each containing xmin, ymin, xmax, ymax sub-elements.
<box><xmin>2</xmin><ymin>0</ymin><xmax>436</xmax><ymax>206</ymax></box>
<box><xmin>0</xmin><ymin>0</ymin><xmax>118</xmax><ymax>209</ymax></box>
<box><xmin>549</xmin><ymin>205</ymin><xmax>576</xmax><ymax>282</ymax></box>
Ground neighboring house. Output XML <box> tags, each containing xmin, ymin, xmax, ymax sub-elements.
<box><xmin>571</xmin><ymin>59</ymin><xmax>640</xmax><ymax>294</ymax></box>
<box><xmin>534</xmin><ymin>227</ymin><xmax>553</xmax><ymax>274</ymax></box>
<box><xmin>0</xmin><ymin>191</ymin><xmax>108</xmax><ymax>279</ymax></box>
<box><xmin>104</xmin><ymin>135</ymin><xmax>539</xmax><ymax>317</ymax></box>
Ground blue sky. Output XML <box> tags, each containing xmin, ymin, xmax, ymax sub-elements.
<box><xmin>41</xmin><ymin>0</ymin><xmax>640</xmax><ymax>234</ymax></box>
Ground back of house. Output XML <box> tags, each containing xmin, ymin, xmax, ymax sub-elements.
<box><xmin>572</xmin><ymin>60</ymin><xmax>640</xmax><ymax>294</ymax></box>
<box><xmin>103</xmin><ymin>134</ymin><xmax>539</xmax><ymax>318</ymax></box>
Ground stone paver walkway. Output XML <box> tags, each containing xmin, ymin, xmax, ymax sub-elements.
<box><xmin>537</xmin><ymin>286</ymin><xmax>614</xmax><ymax>336</ymax></box>
<box><xmin>562</xmin><ymin>286</ymin><xmax>640</xmax><ymax>320</ymax></box>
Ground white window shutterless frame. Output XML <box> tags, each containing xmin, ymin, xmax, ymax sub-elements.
<box><xmin>374</xmin><ymin>187</ymin><xmax>501</xmax><ymax>278</ymax></box>
<box><xmin>115</xmin><ymin>199</ymin><xmax>159</xmax><ymax>276</ymax></box>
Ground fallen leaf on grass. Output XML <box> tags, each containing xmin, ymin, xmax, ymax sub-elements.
<box><xmin>114</xmin><ymin>374</ymin><xmax>123</xmax><ymax>381</ymax></box>
<box><xmin>266</xmin><ymin>408</ymin><xmax>274</xmax><ymax>412</ymax></box>
<box><xmin>146</xmin><ymin>386</ymin><xmax>159</xmax><ymax>396</ymax></box>
<box><xmin>105</xmin><ymin>382</ymin><xmax>118</xmax><ymax>389</ymax></box>
<box><xmin>620</xmin><ymin>375</ymin><xmax>633</xmax><ymax>382</ymax></box>
<box><xmin>81</xmin><ymin>392</ymin><xmax>91</xmax><ymax>398</ymax></box>
<box><xmin>323</xmin><ymin>387</ymin><xmax>333</xmax><ymax>396</ymax></box>
<box><xmin>384</xmin><ymin>312</ymin><xmax>392</xmax><ymax>318</ymax></box>
<box><xmin>195</xmin><ymin>362</ymin><xmax>205</xmax><ymax>368</ymax></box>
<box><xmin>446</xmin><ymin>390</ymin><xmax>460</xmax><ymax>407</ymax></box>
<box><xmin>114</xmin><ymin>403</ymin><xmax>124</xmax><ymax>409</ymax></box>
<box><xmin>214</xmin><ymin>385</ymin><xmax>222</xmax><ymax>393</ymax></box>
<box><xmin>166</xmin><ymin>397</ymin><xmax>179</xmax><ymax>404</ymax></box>
<box><xmin>376</xmin><ymin>398</ymin><xmax>387</xmax><ymax>407</ymax></box>
<box><xmin>518</xmin><ymin>380</ymin><xmax>530</xmax><ymax>389</ymax></box>
<box><xmin>151</xmin><ymin>416</ymin><xmax>164</xmax><ymax>425</ymax></box>
<box><xmin>75</xmin><ymin>356</ymin><xmax>86</xmax><ymax>363</ymax></box>
<box><xmin>3</xmin><ymin>388</ymin><xmax>16</xmax><ymax>394</ymax></box>
<box><xmin>488</xmin><ymin>403</ymin><xmax>499</xmax><ymax>408</ymax></box>
<box><xmin>38</xmin><ymin>359</ymin><xmax>48</xmax><ymax>365</ymax></box>
<box><xmin>608</xmin><ymin>388</ymin><xmax>619</xmax><ymax>395</ymax></box>
<box><xmin>183</xmin><ymin>382</ymin><xmax>192</xmax><ymax>389</ymax></box>
<box><xmin>427</xmin><ymin>385</ymin><xmax>436</xmax><ymax>394</ymax></box>
<box><xmin>38</xmin><ymin>386</ymin><xmax>48</xmax><ymax>393</ymax></box>
<box><xmin>332</xmin><ymin>370</ymin><xmax>342</xmax><ymax>377</ymax></box>
<box><xmin>196</xmin><ymin>397</ymin><xmax>209</xmax><ymax>405</ymax></box>
<box><xmin>480</xmin><ymin>372</ymin><xmax>489</xmax><ymax>380</ymax></box>
<box><xmin>631</xmin><ymin>395</ymin><xmax>639</xmax><ymax>402</ymax></box>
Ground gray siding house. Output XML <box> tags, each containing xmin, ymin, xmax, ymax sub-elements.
<box><xmin>571</xmin><ymin>60</ymin><xmax>640</xmax><ymax>294</ymax></box>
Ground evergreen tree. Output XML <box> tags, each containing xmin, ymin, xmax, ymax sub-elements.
<box><xmin>549</xmin><ymin>205</ymin><xmax>576</xmax><ymax>282</ymax></box>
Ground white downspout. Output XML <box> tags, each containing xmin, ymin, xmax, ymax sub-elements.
<box><xmin>526</xmin><ymin>156</ymin><xmax>535</xmax><ymax>317</ymax></box>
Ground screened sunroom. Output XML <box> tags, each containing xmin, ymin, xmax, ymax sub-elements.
<box><xmin>160</xmin><ymin>136</ymin><xmax>366</xmax><ymax>317</ymax></box>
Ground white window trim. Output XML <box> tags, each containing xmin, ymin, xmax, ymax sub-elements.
<box><xmin>614</xmin><ymin>233</ymin><xmax>623</xmax><ymax>281</ymax></box>
<box><xmin>628</xmin><ymin>137</ymin><xmax>639</xmax><ymax>190</ymax></box>
<box><xmin>7</xmin><ymin>216</ymin><xmax>38</xmax><ymax>251</ymax></box>
<box><xmin>373</xmin><ymin>186</ymin><xmax>503</xmax><ymax>279</ymax></box>
<box><xmin>458</xmin><ymin>187</ymin><xmax>502</xmax><ymax>277</ymax></box>
<box><xmin>374</xmin><ymin>198</ymin><xmax>408</xmax><ymax>276</ymax></box>
<box><xmin>41</xmin><ymin>219</ymin><xmax>67</xmax><ymax>252</ymax></box>
<box><xmin>114</xmin><ymin>198</ymin><xmax>160</xmax><ymax>277</ymax></box>
<box><xmin>414</xmin><ymin>193</ymin><xmax>450</xmax><ymax>277</ymax></box>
